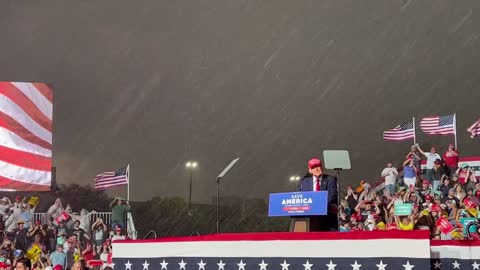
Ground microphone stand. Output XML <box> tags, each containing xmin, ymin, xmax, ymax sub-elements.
<box><xmin>334</xmin><ymin>168</ymin><xmax>342</xmax><ymax>232</ymax></box>
<box><xmin>216</xmin><ymin>176</ymin><xmax>221</xmax><ymax>234</ymax></box>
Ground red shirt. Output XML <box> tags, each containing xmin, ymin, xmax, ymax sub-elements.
<box><xmin>443</xmin><ymin>150</ymin><xmax>459</xmax><ymax>167</ymax></box>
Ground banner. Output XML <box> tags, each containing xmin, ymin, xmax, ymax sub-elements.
<box><xmin>113</xmin><ymin>231</ymin><xmax>431</xmax><ymax>270</ymax></box>
<box><xmin>268</xmin><ymin>191</ymin><xmax>327</xmax><ymax>216</ymax></box>
<box><xmin>395</xmin><ymin>204</ymin><xmax>413</xmax><ymax>216</ymax></box>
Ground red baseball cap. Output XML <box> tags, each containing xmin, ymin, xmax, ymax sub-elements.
<box><xmin>430</xmin><ymin>204</ymin><xmax>441</xmax><ymax>212</ymax></box>
<box><xmin>476</xmin><ymin>190</ymin><xmax>480</xmax><ymax>197</ymax></box>
<box><xmin>54</xmin><ymin>265</ymin><xmax>63</xmax><ymax>270</ymax></box>
<box><xmin>425</xmin><ymin>195</ymin><xmax>432</xmax><ymax>201</ymax></box>
<box><xmin>308</xmin><ymin>158</ymin><xmax>322</xmax><ymax>169</ymax></box>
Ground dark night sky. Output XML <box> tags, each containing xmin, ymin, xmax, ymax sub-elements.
<box><xmin>1</xmin><ymin>0</ymin><xmax>480</xmax><ymax>202</ymax></box>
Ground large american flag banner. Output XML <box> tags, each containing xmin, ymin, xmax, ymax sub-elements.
<box><xmin>383</xmin><ymin>120</ymin><xmax>415</xmax><ymax>141</ymax></box>
<box><xmin>467</xmin><ymin>119</ymin><xmax>480</xmax><ymax>138</ymax></box>
<box><xmin>94</xmin><ymin>165</ymin><xmax>128</xmax><ymax>189</ymax></box>
<box><xmin>113</xmin><ymin>231</ymin><xmax>431</xmax><ymax>270</ymax></box>
<box><xmin>420</xmin><ymin>114</ymin><xmax>456</xmax><ymax>135</ymax></box>
<box><xmin>0</xmin><ymin>82</ymin><xmax>52</xmax><ymax>191</ymax></box>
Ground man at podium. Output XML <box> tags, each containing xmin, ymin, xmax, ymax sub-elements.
<box><xmin>298</xmin><ymin>158</ymin><xmax>338</xmax><ymax>231</ymax></box>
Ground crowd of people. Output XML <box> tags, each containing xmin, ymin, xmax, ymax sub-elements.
<box><xmin>0</xmin><ymin>196</ymin><xmax>131</xmax><ymax>270</ymax></box>
<box><xmin>338</xmin><ymin>143</ymin><xmax>480</xmax><ymax>239</ymax></box>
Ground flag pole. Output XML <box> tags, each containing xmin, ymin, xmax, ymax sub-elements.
<box><xmin>127</xmin><ymin>164</ymin><xmax>130</xmax><ymax>201</ymax></box>
<box><xmin>413</xmin><ymin>117</ymin><xmax>417</xmax><ymax>145</ymax></box>
<box><xmin>454</xmin><ymin>113</ymin><xmax>458</xmax><ymax>150</ymax></box>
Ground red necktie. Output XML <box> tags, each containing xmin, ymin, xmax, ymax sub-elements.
<box><xmin>315</xmin><ymin>178</ymin><xmax>321</xmax><ymax>191</ymax></box>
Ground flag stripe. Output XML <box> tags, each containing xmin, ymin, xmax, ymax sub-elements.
<box><xmin>0</xmin><ymin>159</ymin><xmax>51</xmax><ymax>185</ymax></box>
<box><xmin>420</xmin><ymin>115</ymin><xmax>455</xmax><ymax>135</ymax></box>
<box><xmin>0</xmin><ymin>94</ymin><xmax>52</xmax><ymax>144</ymax></box>
<box><xmin>467</xmin><ymin>119</ymin><xmax>480</xmax><ymax>138</ymax></box>
<box><xmin>95</xmin><ymin>176</ymin><xmax>127</xmax><ymax>184</ymax></box>
<box><xmin>383</xmin><ymin>121</ymin><xmax>414</xmax><ymax>141</ymax></box>
<box><xmin>32</xmin><ymin>83</ymin><xmax>54</xmax><ymax>103</ymax></box>
<box><xmin>94</xmin><ymin>182</ymin><xmax>128</xmax><ymax>189</ymax></box>
<box><xmin>0</xmin><ymin>82</ymin><xmax>52</xmax><ymax>131</ymax></box>
<box><xmin>94</xmin><ymin>166</ymin><xmax>128</xmax><ymax>189</ymax></box>
<box><xmin>0</xmin><ymin>126</ymin><xmax>51</xmax><ymax>157</ymax></box>
<box><xmin>113</xmin><ymin>232</ymin><xmax>430</xmax><ymax>258</ymax></box>
<box><xmin>0</xmin><ymin>175</ymin><xmax>50</xmax><ymax>191</ymax></box>
<box><xmin>0</xmin><ymin>82</ymin><xmax>52</xmax><ymax>192</ymax></box>
<box><xmin>0</xmin><ymin>111</ymin><xmax>51</xmax><ymax>150</ymax></box>
<box><xmin>0</xmin><ymin>145</ymin><xmax>51</xmax><ymax>171</ymax></box>
<box><xmin>11</xmin><ymin>82</ymin><xmax>53</xmax><ymax>121</ymax></box>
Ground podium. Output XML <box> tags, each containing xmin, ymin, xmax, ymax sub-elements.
<box><xmin>268</xmin><ymin>191</ymin><xmax>328</xmax><ymax>232</ymax></box>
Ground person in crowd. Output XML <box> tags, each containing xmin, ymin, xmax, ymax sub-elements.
<box><xmin>339</xmin><ymin>221</ymin><xmax>350</xmax><ymax>232</ymax></box>
<box><xmin>443</xmin><ymin>144</ymin><xmax>459</xmax><ymax>177</ymax></box>
<box><xmin>431</xmin><ymin>159</ymin><xmax>446</xmax><ymax>191</ymax></box>
<box><xmin>13</xmin><ymin>221</ymin><xmax>28</xmax><ymax>252</ymax></box>
<box><xmin>14</xmin><ymin>257</ymin><xmax>31</xmax><ymax>270</ymax></box>
<box><xmin>417</xmin><ymin>145</ymin><xmax>442</xmax><ymax>184</ymax></box>
<box><xmin>71</xmin><ymin>261</ymin><xmax>83</xmax><ymax>270</ymax></box>
<box><xmin>454</xmin><ymin>184</ymin><xmax>467</xmax><ymax>203</ymax></box>
<box><xmin>46</xmin><ymin>199</ymin><xmax>63</xmax><ymax>225</ymax></box>
<box><xmin>27</xmin><ymin>221</ymin><xmax>46</xmax><ymax>245</ymax></box>
<box><xmin>403</xmin><ymin>158</ymin><xmax>418</xmax><ymax>188</ymax></box>
<box><xmin>64</xmin><ymin>240</ymin><xmax>75</xmax><ymax>270</ymax></box>
<box><xmin>91</xmin><ymin>218</ymin><xmax>107</xmax><ymax>253</ymax></box>
<box><xmin>456</xmin><ymin>163</ymin><xmax>476</xmax><ymax>186</ymax></box>
<box><xmin>49</xmin><ymin>245</ymin><xmax>66</xmax><ymax>270</ymax></box>
<box><xmin>381</xmin><ymin>161</ymin><xmax>398</xmax><ymax>196</ymax></box>
<box><xmin>441</xmin><ymin>188</ymin><xmax>460</xmax><ymax>209</ymax></box>
<box><xmin>0</xmin><ymin>198</ymin><xmax>12</xmax><ymax>214</ymax></box>
<box><xmin>110</xmin><ymin>198</ymin><xmax>131</xmax><ymax>232</ymax></box>
<box><xmin>419</xmin><ymin>180</ymin><xmax>430</xmax><ymax>197</ymax></box>
<box><xmin>56</xmin><ymin>222</ymin><xmax>67</xmax><ymax>239</ymax></box>
<box><xmin>68</xmin><ymin>221</ymin><xmax>89</xmax><ymax>249</ymax></box>
<box><xmin>439</xmin><ymin>176</ymin><xmax>452</xmax><ymax>197</ymax></box>
<box><xmin>111</xmin><ymin>227</ymin><xmax>126</xmax><ymax>241</ymax></box>
<box><xmin>395</xmin><ymin>215</ymin><xmax>414</xmax><ymax>231</ymax></box>
<box><xmin>406</xmin><ymin>145</ymin><xmax>422</xmax><ymax>173</ymax></box>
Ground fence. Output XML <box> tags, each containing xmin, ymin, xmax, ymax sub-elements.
<box><xmin>33</xmin><ymin>211</ymin><xmax>137</xmax><ymax>239</ymax></box>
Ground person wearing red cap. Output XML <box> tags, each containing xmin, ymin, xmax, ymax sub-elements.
<box><xmin>443</xmin><ymin>144</ymin><xmax>459</xmax><ymax>178</ymax></box>
<box><xmin>298</xmin><ymin>158</ymin><xmax>338</xmax><ymax>231</ymax></box>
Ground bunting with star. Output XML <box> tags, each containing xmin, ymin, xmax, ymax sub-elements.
<box><xmin>112</xmin><ymin>231</ymin><xmax>431</xmax><ymax>270</ymax></box>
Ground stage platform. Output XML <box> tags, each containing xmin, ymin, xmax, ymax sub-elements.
<box><xmin>112</xmin><ymin>231</ymin><xmax>480</xmax><ymax>270</ymax></box>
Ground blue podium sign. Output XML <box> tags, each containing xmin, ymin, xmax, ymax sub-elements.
<box><xmin>268</xmin><ymin>191</ymin><xmax>328</xmax><ymax>217</ymax></box>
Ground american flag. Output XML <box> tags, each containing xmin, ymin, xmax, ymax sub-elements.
<box><xmin>420</xmin><ymin>114</ymin><xmax>455</xmax><ymax>135</ymax></box>
<box><xmin>113</xmin><ymin>231</ymin><xmax>431</xmax><ymax>270</ymax></box>
<box><xmin>383</xmin><ymin>120</ymin><xmax>415</xmax><ymax>141</ymax></box>
<box><xmin>0</xmin><ymin>82</ymin><xmax>53</xmax><ymax>191</ymax></box>
<box><xmin>467</xmin><ymin>119</ymin><xmax>480</xmax><ymax>138</ymax></box>
<box><xmin>94</xmin><ymin>165</ymin><xmax>128</xmax><ymax>189</ymax></box>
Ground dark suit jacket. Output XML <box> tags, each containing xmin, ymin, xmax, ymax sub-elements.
<box><xmin>298</xmin><ymin>174</ymin><xmax>338</xmax><ymax>207</ymax></box>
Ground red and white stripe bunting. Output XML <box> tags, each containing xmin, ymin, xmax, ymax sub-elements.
<box><xmin>0</xmin><ymin>82</ymin><xmax>53</xmax><ymax>191</ymax></box>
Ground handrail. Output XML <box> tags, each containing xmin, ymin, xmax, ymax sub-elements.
<box><xmin>126</xmin><ymin>212</ymin><xmax>137</xmax><ymax>240</ymax></box>
<box><xmin>143</xmin><ymin>230</ymin><xmax>157</xmax><ymax>239</ymax></box>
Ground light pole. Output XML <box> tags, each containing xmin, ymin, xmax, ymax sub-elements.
<box><xmin>290</xmin><ymin>175</ymin><xmax>300</xmax><ymax>190</ymax></box>
<box><xmin>185</xmin><ymin>161</ymin><xmax>198</xmax><ymax>211</ymax></box>
<box><xmin>289</xmin><ymin>176</ymin><xmax>301</xmax><ymax>182</ymax></box>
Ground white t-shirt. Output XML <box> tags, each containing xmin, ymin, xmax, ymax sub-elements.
<box><xmin>424</xmin><ymin>153</ymin><xmax>441</xmax><ymax>169</ymax></box>
<box><xmin>381</xmin><ymin>167</ymin><xmax>398</xmax><ymax>185</ymax></box>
